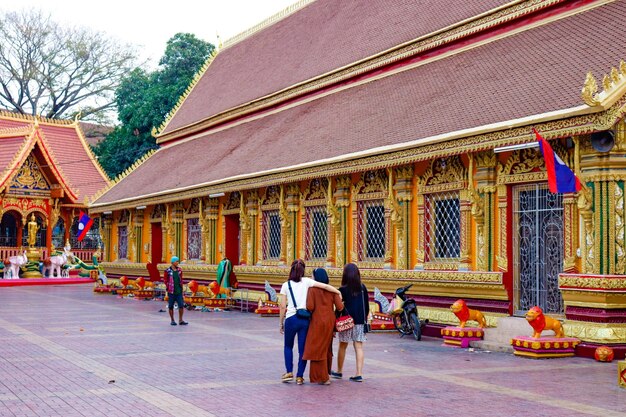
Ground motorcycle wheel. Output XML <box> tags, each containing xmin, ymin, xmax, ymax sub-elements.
<box><xmin>410</xmin><ymin>312</ymin><xmax>421</xmax><ymax>341</ymax></box>
<box><xmin>393</xmin><ymin>314</ymin><xmax>411</xmax><ymax>335</ymax></box>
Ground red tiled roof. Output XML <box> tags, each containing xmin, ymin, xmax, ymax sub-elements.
<box><xmin>0</xmin><ymin>130</ymin><xmax>31</xmax><ymax>189</ymax></box>
<box><xmin>0</xmin><ymin>116</ymin><xmax>110</xmax><ymax>203</ymax></box>
<box><xmin>95</xmin><ymin>1</ymin><xmax>626</xmax><ymax>205</ymax></box>
<box><xmin>161</xmin><ymin>0</ymin><xmax>509</xmax><ymax>135</ymax></box>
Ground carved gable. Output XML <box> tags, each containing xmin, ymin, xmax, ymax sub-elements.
<box><xmin>9</xmin><ymin>154</ymin><xmax>51</xmax><ymax>196</ymax></box>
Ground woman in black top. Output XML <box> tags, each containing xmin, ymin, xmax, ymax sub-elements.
<box><xmin>332</xmin><ymin>263</ymin><xmax>369</xmax><ymax>382</ymax></box>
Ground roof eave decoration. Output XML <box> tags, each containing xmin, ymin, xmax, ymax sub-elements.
<box><xmin>221</xmin><ymin>0</ymin><xmax>314</xmax><ymax>50</ymax></box>
<box><xmin>153</xmin><ymin>49</ymin><xmax>220</xmax><ymax>139</ymax></box>
<box><xmin>90</xmin><ymin>55</ymin><xmax>626</xmax><ymax>213</ymax></box>
<box><xmin>0</xmin><ymin>110</ymin><xmax>74</xmax><ymax>125</ymax></box>
<box><xmin>582</xmin><ymin>60</ymin><xmax>626</xmax><ymax>109</ymax></box>
<box><xmin>89</xmin><ymin>148</ymin><xmax>157</xmax><ymax>205</ymax></box>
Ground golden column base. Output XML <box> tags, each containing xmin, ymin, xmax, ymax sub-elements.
<box><xmin>22</xmin><ymin>248</ymin><xmax>43</xmax><ymax>278</ymax></box>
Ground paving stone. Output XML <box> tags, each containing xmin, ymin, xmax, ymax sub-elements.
<box><xmin>0</xmin><ymin>285</ymin><xmax>623</xmax><ymax>417</ymax></box>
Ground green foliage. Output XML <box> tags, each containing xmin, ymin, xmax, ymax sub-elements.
<box><xmin>95</xmin><ymin>33</ymin><xmax>214</xmax><ymax>178</ymax></box>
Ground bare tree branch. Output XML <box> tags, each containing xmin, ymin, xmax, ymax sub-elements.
<box><xmin>0</xmin><ymin>9</ymin><xmax>137</xmax><ymax>121</ymax></box>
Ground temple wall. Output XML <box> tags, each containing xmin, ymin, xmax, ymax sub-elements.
<box><xmin>97</xmin><ymin>120</ymin><xmax>626</xmax><ymax>349</ymax></box>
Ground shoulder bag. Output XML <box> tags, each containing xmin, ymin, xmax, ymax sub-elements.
<box><xmin>335</xmin><ymin>308</ymin><xmax>355</xmax><ymax>332</ymax></box>
<box><xmin>288</xmin><ymin>281</ymin><xmax>311</xmax><ymax>320</ymax></box>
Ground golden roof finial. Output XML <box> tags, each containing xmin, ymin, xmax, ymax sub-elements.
<box><xmin>73</xmin><ymin>111</ymin><xmax>82</xmax><ymax>124</ymax></box>
<box><xmin>216</xmin><ymin>32</ymin><xmax>223</xmax><ymax>50</ymax></box>
<box><xmin>581</xmin><ymin>72</ymin><xmax>600</xmax><ymax>106</ymax></box>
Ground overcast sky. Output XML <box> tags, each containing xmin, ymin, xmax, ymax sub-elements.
<box><xmin>2</xmin><ymin>0</ymin><xmax>299</xmax><ymax>67</ymax></box>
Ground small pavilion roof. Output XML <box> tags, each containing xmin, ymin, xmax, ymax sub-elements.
<box><xmin>0</xmin><ymin>112</ymin><xmax>111</xmax><ymax>204</ymax></box>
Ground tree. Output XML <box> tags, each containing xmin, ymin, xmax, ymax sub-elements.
<box><xmin>0</xmin><ymin>9</ymin><xmax>137</xmax><ymax>121</ymax></box>
<box><xmin>95</xmin><ymin>33</ymin><xmax>214</xmax><ymax>177</ymax></box>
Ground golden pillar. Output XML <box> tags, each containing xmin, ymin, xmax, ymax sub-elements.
<box><xmin>285</xmin><ymin>184</ymin><xmax>300</xmax><ymax>264</ymax></box>
<box><xmin>334</xmin><ymin>176</ymin><xmax>351</xmax><ymax>266</ymax></box>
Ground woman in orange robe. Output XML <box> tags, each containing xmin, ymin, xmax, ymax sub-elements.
<box><xmin>303</xmin><ymin>268</ymin><xmax>343</xmax><ymax>385</ymax></box>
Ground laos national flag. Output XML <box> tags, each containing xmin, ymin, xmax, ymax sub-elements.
<box><xmin>77</xmin><ymin>211</ymin><xmax>94</xmax><ymax>241</ymax></box>
<box><xmin>534</xmin><ymin>129</ymin><xmax>581</xmax><ymax>194</ymax></box>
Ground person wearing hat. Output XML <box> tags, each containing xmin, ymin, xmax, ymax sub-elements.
<box><xmin>164</xmin><ymin>256</ymin><xmax>188</xmax><ymax>325</ymax></box>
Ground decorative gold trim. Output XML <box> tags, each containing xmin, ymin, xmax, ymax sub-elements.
<box><xmin>91</xmin><ymin>149</ymin><xmax>156</xmax><ymax>204</ymax></box>
<box><xmin>564</xmin><ymin>320</ymin><xmax>626</xmax><ymax>344</ymax></box>
<box><xmin>222</xmin><ymin>0</ymin><xmax>315</xmax><ymax>50</ymax></box>
<box><xmin>154</xmin><ymin>48</ymin><xmax>219</xmax><ymax>136</ymax></box>
<box><xmin>560</xmin><ymin>275</ymin><xmax>626</xmax><ymax>290</ymax></box>
<box><xmin>93</xmin><ymin>92</ymin><xmax>626</xmax><ymax>212</ymax></box>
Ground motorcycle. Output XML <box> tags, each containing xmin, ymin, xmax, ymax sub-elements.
<box><xmin>389</xmin><ymin>284</ymin><xmax>427</xmax><ymax>341</ymax></box>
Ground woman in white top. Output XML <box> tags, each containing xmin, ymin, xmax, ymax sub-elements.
<box><xmin>279</xmin><ymin>259</ymin><xmax>340</xmax><ymax>385</ymax></box>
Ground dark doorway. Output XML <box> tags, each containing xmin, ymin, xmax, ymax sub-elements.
<box><xmin>224</xmin><ymin>214</ymin><xmax>240</xmax><ymax>265</ymax></box>
<box><xmin>151</xmin><ymin>223</ymin><xmax>163</xmax><ymax>264</ymax></box>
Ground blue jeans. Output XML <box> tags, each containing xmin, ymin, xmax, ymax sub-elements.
<box><xmin>283</xmin><ymin>315</ymin><xmax>310</xmax><ymax>377</ymax></box>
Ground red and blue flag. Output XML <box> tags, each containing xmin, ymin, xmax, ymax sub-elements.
<box><xmin>534</xmin><ymin>129</ymin><xmax>581</xmax><ymax>194</ymax></box>
<box><xmin>77</xmin><ymin>211</ymin><xmax>94</xmax><ymax>241</ymax></box>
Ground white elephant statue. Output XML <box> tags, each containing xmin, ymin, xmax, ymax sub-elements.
<box><xmin>43</xmin><ymin>246</ymin><xmax>72</xmax><ymax>278</ymax></box>
<box><xmin>3</xmin><ymin>251</ymin><xmax>27</xmax><ymax>279</ymax></box>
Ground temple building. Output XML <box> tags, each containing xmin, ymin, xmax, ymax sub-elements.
<box><xmin>0</xmin><ymin>111</ymin><xmax>110</xmax><ymax>264</ymax></box>
<box><xmin>90</xmin><ymin>0</ymin><xmax>626</xmax><ymax>356</ymax></box>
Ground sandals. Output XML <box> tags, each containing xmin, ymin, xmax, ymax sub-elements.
<box><xmin>179</xmin><ymin>321</ymin><xmax>188</xmax><ymax>325</ymax></box>
<box><xmin>349</xmin><ymin>375</ymin><xmax>363</xmax><ymax>382</ymax></box>
<box><xmin>330</xmin><ymin>371</ymin><xmax>342</xmax><ymax>379</ymax></box>
<box><xmin>296</xmin><ymin>377</ymin><xmax>304</xmax><ymax>385</ymax></box>
<box><xmin>319</xmin><ymin>380</ymin><xmax>331</xmax><ymax>385</ymax></box>
<box><xmin>281</xmin><ymin>372</ymin><xmax>294</xmax><ymax>383</ymax></box>
<box><xmin>170</xmin><ymin>321</ymin><xmax>177</xmax><ymax>326</ymax></box>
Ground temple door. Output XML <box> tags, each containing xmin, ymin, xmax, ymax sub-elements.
<box><xmin>224</xmin><ymin>214</ymin><xmax>240</xmax><ymax>265</ymax></box>
<box><xmin>513</xmin><ymin>184</ymin><xmax>564</xmax><ymax>315</ymax></box>
<box><xmin>151</xmin><ymin>223</ymin><xmax>163</xmax><ymax>264</ymax></box>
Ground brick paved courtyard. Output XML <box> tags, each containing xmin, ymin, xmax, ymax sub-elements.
<box><xmin>0</xmin><ymin>284</ymin><xmax>624</xmax><ymax>417</ymax></box>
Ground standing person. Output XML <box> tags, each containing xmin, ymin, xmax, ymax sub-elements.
<box><xmin>164</xmin><ymin>256</ymin><xmax>188</xmax><ymax>326</ymax></box>
<box><xmin>279</xmin><ymin>259</ymin><xmax>340</xmax><ymax>385</ymax></box>
<box><xmin>302</xmin><ymin>268</ymin><xmax>344</xmax><ymax>385</ymax></box>
<box><xmin>333</xmin><ymin>263</ymin><xmax>369</xmax><ymax>382</ymax></box>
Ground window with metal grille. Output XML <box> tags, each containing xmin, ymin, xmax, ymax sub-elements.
<box><xmin>262</xmin><ymin>210</ymin><xmax>281</xmax><ymax>260</ymax></box>
<box><xmin>187</xmin><ymin>218</ymin><xmax>202</xmax><ymax>259</ymax></box>
<box><xmin>304</xmin><ymin>206</ymin><xmax>327</xmax><ymax>260</ymax></box>
<box><xmin>0</xmin><ymin>213</ymin><xmax>17</xmax><ymax>247</ymax></box>
<box><xmin>357</xmin><ymin>200</ymin><xmax>385</xmax><ymax>261</ymax></box>
<box><xmin>52</xmin><ymin>218</ymin><xmax>65</xmax><ymax>249</ymax></box>
<box><xmin>425</xmin><ymin>192</ymin><xmax>460</xmax><ymax>261</ymax></box>
<box><xmin>118</xmin><ymin>226</ymin><xmax>128</xmax><ymax>259</ymax></box>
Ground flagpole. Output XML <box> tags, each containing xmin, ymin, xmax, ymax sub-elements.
<box><xmin>572</xmin><ymin>136</ymin><xmax>589</xmax><ymax>193</ymax></box>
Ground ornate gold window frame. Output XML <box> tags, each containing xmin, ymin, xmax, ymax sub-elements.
<box><xmin>300</xmin><ymin>178</ymin><xmax>329</xmax><ymax>267</ymax></box>
<box><xmin>259</xmin><ymin>185</ymin><xmax>282</xmax><ymax>266</ymax></box>
<box><xmin>116</xmin><ymin>209</ymin><xmax>130</xmax><ymax>261</ymax></box>
<box><xmin>351</xmin><ymin>170</ymin><xmax>389</xmax><ymax>269</ymax></box>
<box><xmin>183</xmin><ymin>198</ymin><xmax>202</xmax><ymax>262</ymax></box>
<box><xmin>417</xmin><ymin>156</ymin><xmax>469</xmax><ymax>271</ymax></box>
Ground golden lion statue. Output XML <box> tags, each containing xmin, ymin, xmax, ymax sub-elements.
<box><xmin>450</xmin><ymin>299</ymin><xmax>486</xmax><ymax>328</ymax></box>
<box><xmin>525</xmin><ymin>306</ymin><xmax>564</xmax><ymax>338</ymax></box>
<box><xmin>135</xmin><ymin>277</ymin><xmax>155</xmax><ymax>290</ymax></box>
<box><xmin>188</xmin><ymin>280</ymin><xmax>209</xmax><ymax>296</ymax></box>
